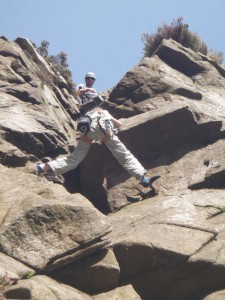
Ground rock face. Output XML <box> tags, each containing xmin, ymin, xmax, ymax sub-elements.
<box><xmin>1</xmin><ymin>36</ymin><xmax>225</xmax><ymax>299</ymax></box>
<box><xmin>0</xmin><ymin>36</ymin><xmax>79</xmax><ymax>167</ymax></box>
<box><xmin>0</xmin><ymin>164</ymin><xmax>111</xmax><ymax>273</ymax></box>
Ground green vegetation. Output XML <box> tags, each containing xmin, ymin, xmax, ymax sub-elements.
<box><xmin>25</xmin><ymin>270</ymin><xmax>36</xmax><ymax>279</ymax></box>
<box><xmin>217</xmin><ymin>206</ymin><xmax>225</xmax><ymax>213</ymax></box>
<box><xmin>142</xmin><ymin>17</ymin><xmax>224</xmax><ymax>64</ymax></box>
<box><xmin>0</xmin><ymin>273</ymin><xmax>14</xmax><ymax>297</ymax></box>
<box><xmin>34</xmin><ymin>40</ymin><xmax>75</xmax><ymax>95</ymax></box>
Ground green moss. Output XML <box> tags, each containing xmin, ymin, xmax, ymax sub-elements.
<box><xmin>25</xmin><ymin>270</ymin><xmax>36</xmax><ymax>279</ymax></box>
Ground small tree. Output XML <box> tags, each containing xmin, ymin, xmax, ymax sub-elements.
<box><xmin>48</xmin><ymin>51</ymin><xmax>75</xmax><ymax>93</ymax></box>
<box><xmin>36</xmin><ymin>40</ymin><xmax>49</xmax><ymax>58</ymax></box>
<box><xmin>207</xmin><ymin>49</ymin><xmax>224</xmax><ymax>64</ymax></box>
<box><xmin>35</xmin><ymin>40</ymin><xmax>75</xmax><ymax>94</ymax></box>
<box><xmin>142</xmin><ymin>17</ymin><xmax>223</xmax><ymax>64</ymax></box>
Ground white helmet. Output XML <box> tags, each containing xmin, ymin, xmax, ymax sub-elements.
<box><xmin>85</xmin><ymin>72</ymin><xmax>96</xmax><ymax>79</ymax></box>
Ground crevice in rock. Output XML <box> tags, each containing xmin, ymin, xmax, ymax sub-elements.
<box><xmin>5</xmin><ymin>88</ymin><xmax>40</xmax><ymax>105</ymax></box>
<box><xmin>0</xmin><ymin>50</ymin><xmax>28</xmax><ymax>69</ymax></box>
<box><xmin>154</xmin><ymin>221</ymin><xmax>218</xmax><ymax>237</ymax></box>
<box><xmin>194</xmin><ymin>204</ymin><xmax>225</xmax><ymax>220</ymax></box>
<box><xmin>3</xmin><ymin>128</ymin><xmax>68</xmax><ymax>158</ymax></box>
<box><xmin>46</xmin><ymin>235</ymin><xmax>111</xmax><ymax>272</ymax></box>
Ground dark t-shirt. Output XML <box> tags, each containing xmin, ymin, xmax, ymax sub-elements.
<box><xmin>77</xmin><ymin>83</ymin><xmax>97</xmax><ymax>104</ymax></box>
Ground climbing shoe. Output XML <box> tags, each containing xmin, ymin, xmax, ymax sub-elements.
<box><xmin>141</xmin><ymin>176</ymin><xmax>151</xmax><ymax>188</ymax></box>
<box><xmin>141</xmin><ymin>175</ymin><xmax>160</xmax><ymax>192</ymax></box>
<box><xmin>149</xmin><ymin>175</ymin><xmax>161</xmax><ymax>190</ymax></box>
<box><xmin>35</xmin><ymin>164</ymin><xmax>43</xmax><ymax>177</ymax></box>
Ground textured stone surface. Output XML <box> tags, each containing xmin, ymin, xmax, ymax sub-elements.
<box><xmin>0</xmin><ymin>165</ymin><xmax>112</xmax><ymax>272</ymax></box>
<box><xmin>2</xmin><ymin>36</ymin><xmax>225</xmax><ymax>299</ymax></box>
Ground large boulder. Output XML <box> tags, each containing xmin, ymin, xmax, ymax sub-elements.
<box><xmin>106</xmin><ymin>39</ymin><xmax>225</xmax><ymax>118</ymax></box>
<box><xmin>107</xmin><ymin>189</ymin><xmax>225</xmax><ymax>300</ymax></box>
<box><xmin>0</xmin><ymin>165</ymin><xmax>112</xmax><ymax>272</ymax></box>
<box><xmin>51</xmin><ymin>249</ymin><xmax>120</xmax><ymax>294</ymax></box>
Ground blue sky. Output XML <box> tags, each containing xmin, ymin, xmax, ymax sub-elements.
<box><xmin>1</xmin><ymin>0</ymin><xmax>225</xmax><ymax>92</ymax></box>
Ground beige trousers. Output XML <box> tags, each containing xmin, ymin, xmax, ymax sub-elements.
<box><xmin>47</xmin><ymin>126</ymin><xmax>146</xmax><ymax>180</ymax></box>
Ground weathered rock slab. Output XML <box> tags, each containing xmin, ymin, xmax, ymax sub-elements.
<box><xmin>51</xmin><ymin>249</ymin><xmax>120</xmax><ymax>295</ymax></box>
<box><xmin>4</xmin><ymin>275</ymin><xmax>93</xmax><ymax>300</ymax></box>
<box><xmin>107</xmin><ymin>189</ymin><xmax>225</xmax><ymax>299</ymax></box>
<box><xmin>0</xmin><ymin>165</ymin><xmax>112</xmax><ymax>272</ymax></box>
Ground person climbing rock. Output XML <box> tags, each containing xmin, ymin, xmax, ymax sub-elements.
<box><xmin>36</xmin><ymin>72</ymin><xmax>160</xmax><ymax>192</ymax></box>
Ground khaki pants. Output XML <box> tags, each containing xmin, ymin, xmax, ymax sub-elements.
<box><xmin>48</xmin><ymin>126</ymin><xmax>146</xmax><ymax>180</ymax></box>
